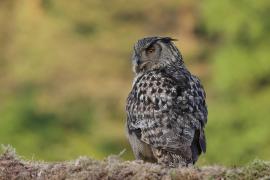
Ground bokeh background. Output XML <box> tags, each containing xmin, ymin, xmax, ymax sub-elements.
<box><xmin>1</xmin><ymin>0</ymin><xmax>270</xmax><ymax>166</ymax></box>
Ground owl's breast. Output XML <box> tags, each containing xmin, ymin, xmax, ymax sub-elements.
<box><xmin>126</xmin><ymin>70</ymin><xmax>178</xmax><ymax>130</ymax></box>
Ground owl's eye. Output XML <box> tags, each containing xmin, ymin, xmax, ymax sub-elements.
<box><xmin>146</xmin><ymin>46</ymin><xmax>155</xmax><ymax>54</ymax></box>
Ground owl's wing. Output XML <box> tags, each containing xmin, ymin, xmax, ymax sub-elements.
<box><xmin>126</xmin><ymin>71</ymin><xmax>207</xmax><ymax>160</ymax></box>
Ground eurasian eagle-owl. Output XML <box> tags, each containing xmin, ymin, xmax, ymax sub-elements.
<box><xmin>126</xmin><ymin>37</ymin><xmax>207</xmax><ymax>167</ymax></box>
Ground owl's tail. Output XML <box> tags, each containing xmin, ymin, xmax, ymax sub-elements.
<box><xmin>152</xmin><ymin>148</ymin><xmax>193</xmax><ymax>168</ymax></box>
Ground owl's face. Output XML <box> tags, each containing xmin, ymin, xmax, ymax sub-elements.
<box><xmin>132</xmin><ymin>37</ymin><xmax>182</xmax><ymax>74</ymax></box>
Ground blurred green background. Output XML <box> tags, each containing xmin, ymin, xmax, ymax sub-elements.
<box><xmin>0</xmin><ymin>0</ymin><xmax>270</xmax><ymax>166</ymax></box>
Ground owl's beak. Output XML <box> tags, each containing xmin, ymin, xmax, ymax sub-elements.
<box><xmin>134</xmin><ymin>54</ymin><xmax>140</xmax><ymax>65</ymax></box>
<box><xmin>133</xmin><ymin>53</ymin><xmax>141</xmax><ymax>73</ymax></box>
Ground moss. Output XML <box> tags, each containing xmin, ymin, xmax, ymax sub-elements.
<box><xmin>0</xmin><ymin>146</ymin><xmax>269</xmax><ymax>180</ymax></box>
<box><xmin>225</xmin><ymin>159</ymin><xmax>270</xmax><ymax>180</ymax></box>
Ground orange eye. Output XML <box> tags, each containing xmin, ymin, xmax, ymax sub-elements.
<box><xmin>146</xmin><ymin>47</ymin><xmax>155</xmax><ymax>54</ymax></box>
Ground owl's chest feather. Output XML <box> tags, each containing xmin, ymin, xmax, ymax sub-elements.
<box><xmin>127</xmin><ymin>71</ymin><xmax>177</xmax><ymax>118</ymax></box>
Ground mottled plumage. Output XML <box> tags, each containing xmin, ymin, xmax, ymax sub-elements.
<box><xmin>126</xmin><ymin>37</ymin><xmax>207</xmax><ymax>167</ymax></box>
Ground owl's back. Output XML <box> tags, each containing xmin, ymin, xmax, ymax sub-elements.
<box><xmin>126</xmin><ymin>69</ymin><xmax>207</xmax><ymax>167</ymax></box>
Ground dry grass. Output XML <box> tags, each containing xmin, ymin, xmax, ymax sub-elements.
<box><xmin>0</xmin><ymin>146</ymin><xmax>270</xmax><ymax>180</ymax></box>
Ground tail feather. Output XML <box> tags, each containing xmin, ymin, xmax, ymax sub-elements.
<box><xmin>152</xmin><ymin>148</ymin><xmax>193</xmax><ymax>167</ymax></box>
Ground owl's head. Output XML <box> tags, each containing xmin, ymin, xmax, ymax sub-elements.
<box><xmin>132</xmin><ymin>36</ymin><xmax>183</xmax><ymax>74</ymax></box>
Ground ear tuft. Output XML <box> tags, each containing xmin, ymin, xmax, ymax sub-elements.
<box><xmin>160</xmin><ymin>37</ymin><xmax>178</xmax><ymax>43</ymax></box>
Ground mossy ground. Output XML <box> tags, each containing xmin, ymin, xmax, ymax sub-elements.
<box><xmin>1</xmin><ymin>146</ymin><xmax>269</xmax><ymax>180</ymax></box>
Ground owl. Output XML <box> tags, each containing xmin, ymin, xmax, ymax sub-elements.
<box><xmin>125</xmin><ymin>37</ymin><xmax>207</xmax><ymax>167</ymax></box>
